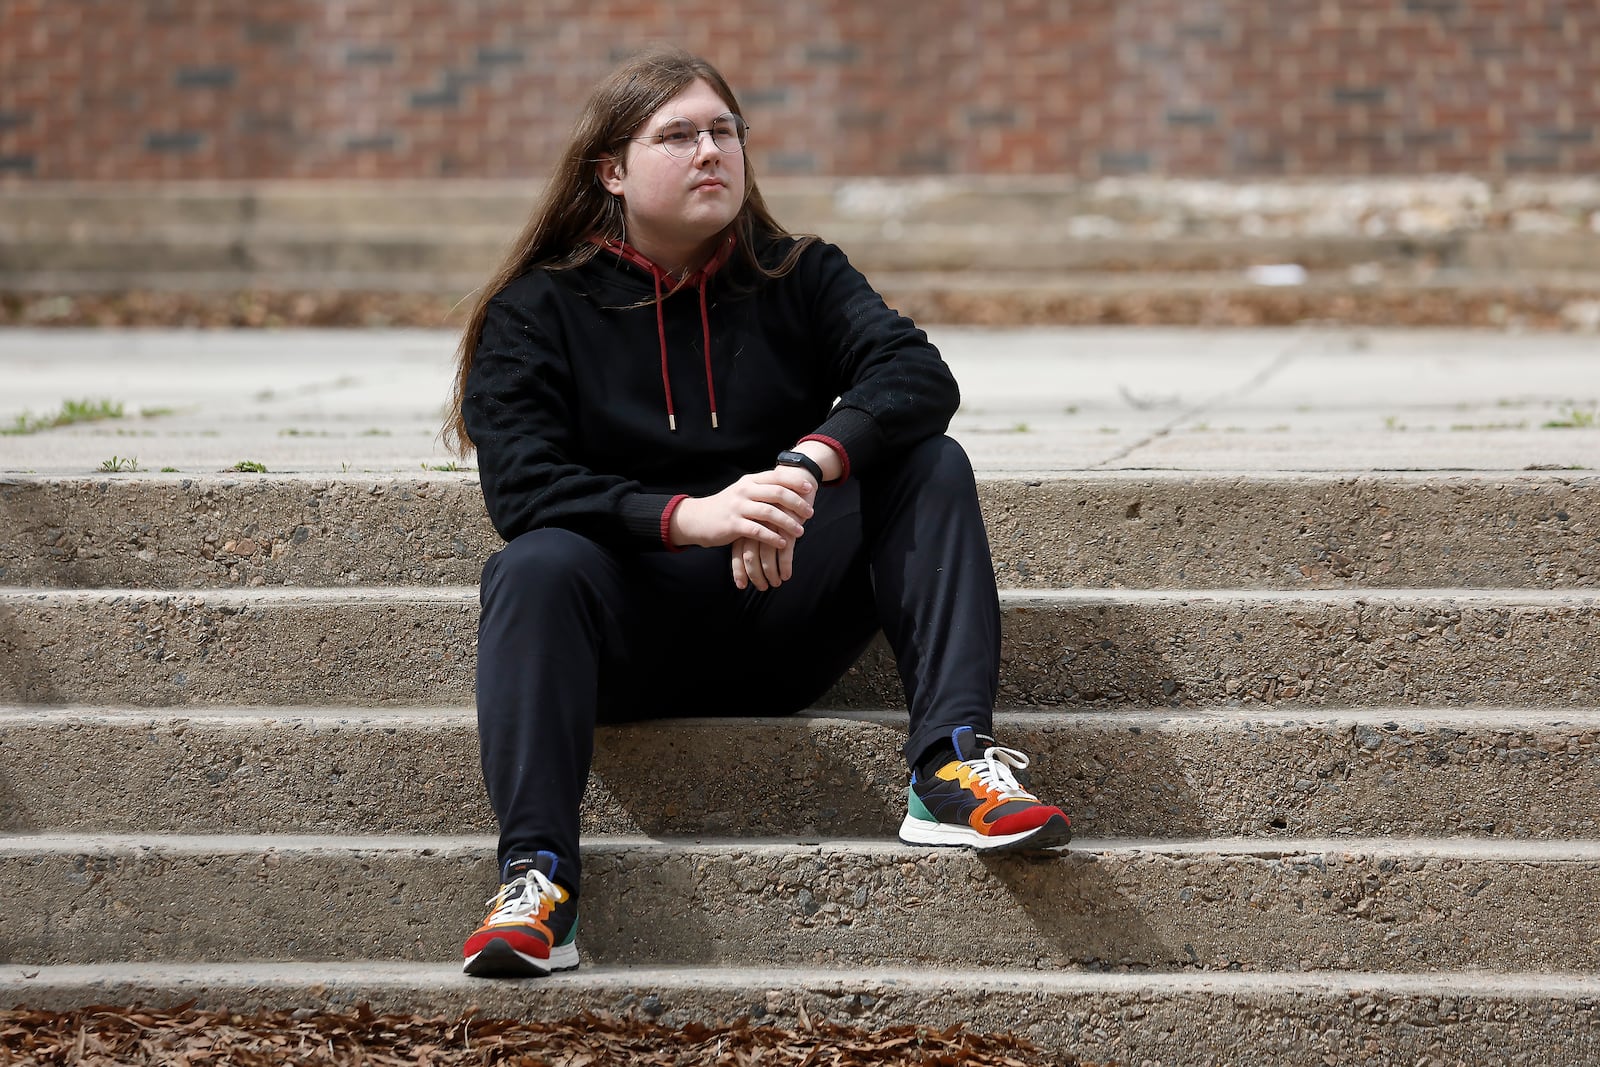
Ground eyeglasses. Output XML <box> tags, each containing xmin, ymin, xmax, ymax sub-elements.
<box><xmin>623</xmin><ymin>112</ymin><xmax>749</xmax><ymax>157</ymax></box>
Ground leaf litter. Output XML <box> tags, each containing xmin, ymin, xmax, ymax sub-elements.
<box><xmin>0</xmin><ymin>1003</ymin><xmax>1087</xmax><ymax>1066</ymax></box>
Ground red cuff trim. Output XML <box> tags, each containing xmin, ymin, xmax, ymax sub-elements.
<box><xmin>660</xmin><ymin>494</ymin><xmax>690</xmax><ymax>552</ymax></box>
<box><xmin>798</xmin><ymin>434</ymin><xmax>850</xmax><ymax>484</ymax></box>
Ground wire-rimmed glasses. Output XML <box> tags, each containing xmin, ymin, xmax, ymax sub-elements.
<box><xmin>623</xmin><ymin>113</ymin><xmax>749</xmax><ymax>157</ymax></box>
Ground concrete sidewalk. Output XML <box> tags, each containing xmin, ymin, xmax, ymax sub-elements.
<box><xmin>1</xmin><ymin>326</ymin><xmax>1596</xmax><ymax>475</ymax></box>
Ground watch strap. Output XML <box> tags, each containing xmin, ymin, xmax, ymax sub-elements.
<box><xmin>775</xmin><ymin>449</ymin><xmax>825</xmax><ymax>486</ymax></box>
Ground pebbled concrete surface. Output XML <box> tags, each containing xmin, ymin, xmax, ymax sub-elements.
<box><xmin>2</xmin><ymin>708</ymin><xmax>1599</xmax><ymax>841</ymax></box>
<box><xmin>5</xmin><ymin>587</ymin><xmax>1594</xmax><ymax>709</ymax></box>
<box><xmin>2</xmin><ymin>472</ymin><xmax>1597</xmax><ymax>590</ymax></box>
<box><xmin>3</xmin><ymin>834</ymin><xmax>1600</xmax><ymax>973</ymax></box>
<box><xmin>3</xmin><ymin>962</ymin><xmax>1597</xmax><ymax>1067</ymax></box>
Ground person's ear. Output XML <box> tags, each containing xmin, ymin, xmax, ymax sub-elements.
<box><xmin>597</xmin><ymin>155</ymin><xmax>625</xmax><ymax>196</ymax></box>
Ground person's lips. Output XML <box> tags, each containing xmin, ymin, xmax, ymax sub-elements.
<box><xmin>692</xmin><ymin>177</ymin><xmax>726</xmax><ymax>190</ymax></box>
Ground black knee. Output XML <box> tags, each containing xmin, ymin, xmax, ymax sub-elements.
<box><xmin>481</xmin><ymin>527</ymin><xmax>616</xmax><ymax>608</ymax></box>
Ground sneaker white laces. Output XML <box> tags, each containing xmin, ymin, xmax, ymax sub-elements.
<box><xmin>966</xmin><ymin>744</ymin><xmax>1039</xmax><ymax>802</ymax></box>
<box><xmin>485</xmin><ymin>870</ymin><xmax>558</xmax><ymax>922</ymax></box>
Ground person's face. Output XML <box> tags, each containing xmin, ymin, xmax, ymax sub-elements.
<box><xmin>598</xmin><ymin>79</ymin><xmax>747</xmax><ymax>267</ymax></box>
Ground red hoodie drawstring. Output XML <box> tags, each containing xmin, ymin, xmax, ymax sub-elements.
<box><xmin>649</xmin><ymin>268</ymin><xmax>676</xmax><ymax>431</ymax></box>
<box><xmin>698</xmin><ymin>277</ymin><xmax>718</xmax><ymax>429</ymax></box>
<box><xmin>597</xmin><ymin>236</ymin><xmax>731</xmax><ymax>432</ymax></box>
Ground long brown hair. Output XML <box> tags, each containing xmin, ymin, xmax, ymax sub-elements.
<box><xmin>442</xmin><ymin>48</ymin><xmax>815</xmax><ymax>457</ymax></box>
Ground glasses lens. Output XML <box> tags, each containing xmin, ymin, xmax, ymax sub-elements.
<box><xmin>710</xmin><ymin>113</ymin><xmax>747</xmax><ymax>153</ymax></box>
<box><xmin>656</xmin><ymin>117</ymin><xmax>700</xmax><ymax>156</ymax></box>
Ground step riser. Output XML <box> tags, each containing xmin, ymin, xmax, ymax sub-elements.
<box><xmin>4</xmin><ymin>714</ymin><xmax>1597</xmax><ymax>840</ymax></box>
<box><xmin>5</xmin><ymin>968</ymin><xmax>1598</xmax><ymax>1067</ymax></box>
<box><xmin>3</xmin><ymin>233</ymin><xmax>1504</xmax><ymax>282</ymax></box>
<box><xmin>3</xmin><ymin>592</ymin><xmax>1595</xmax><ymax>708</ymax></box>
<box><xmin>4</xmin><ymin>476</ymin><xmax>1597</xmax><ymax>591</ymax></box>
<box><xmin>3</xmin><ymin>841</ymin><xmax>1597</xmax><ymax>971</ymax></box>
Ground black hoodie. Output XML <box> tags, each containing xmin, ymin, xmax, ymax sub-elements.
<box><xmin>463</xmin><ymin>235</ymin><xmax>960</xmax><ymax>550</ymax></box>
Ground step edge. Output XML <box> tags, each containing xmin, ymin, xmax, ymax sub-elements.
<box><xmin>7</xmin><ymin>704</ymin><xmax>1600</xmax><ymax>729</ymax></box>
<box><xmin>4</xmin><ymin>961</ymin><xmax>1598</xmax><ymax>998</ymax></box>
<box><xmin>3</xmin><ymin>586</ymin><xmax>1597</xmax><ymax>607</ymax></box>
<box><xmin>6</xmin><ymin>832</ymin><xmax>1600</xmax><ymax>862</ymax></box>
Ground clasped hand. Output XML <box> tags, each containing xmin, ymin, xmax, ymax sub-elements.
<box><xmin>667</xmin><ymin>466</ymin><xmax>818</xmax><ymax>591</ymax></box>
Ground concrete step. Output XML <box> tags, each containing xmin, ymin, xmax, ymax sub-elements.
<box><xmin>12</xmin><ymin>232</ymin><xmax>1555</xmax><ymax>288</ymax></box>
<box><xmin>3</xmin><ymin>706</ymin><xmax>1596</xmax><ymax>841</ymax></box>
<box><xmin>5</xmin><ymin>962</ymin><xmax>1598</xmax><ymax>1067</ymax></box>
<box><xmin>2</xmin><ymin>586</ymin><xmax>1595</xmax><ymax>709</ymax></box>
<box><xmin>5</xmin><ymin>178</ymin><xmax>1599</xmax><ymax>283</ymax></box>
<box><xmin>3</xmin><ymin>833</ymin><xmax>1598</xmax><ymax>973</ymax></box>
<box><xmin>3</xmin><ymin>473</ymin><xmax>1597</xmax><ymax>591</ymax></box>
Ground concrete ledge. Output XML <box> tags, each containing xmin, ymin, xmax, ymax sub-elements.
<box><xmin>3</xmin><ymin>834</ymin><xmax>1600</xmax><ymax>972</ymax></box>
<box><xmin>5</xmin><ymin>962</ymin><xmax>1597</xmax><ymax>1066</ymax></box>
<box><xmin>3</xmin><ymin>707</ymin><xmax>1598</xmax><ymax>840</ymax></box>
<box><xmin>3</xmin><ymin>473</ymin><xmax>1596</xmax><ymax>590</ymax></box>
<box><xmin>2</xmin><ymin>587</ymin><xmax>1595</xmax><ymax>708</ymax></box>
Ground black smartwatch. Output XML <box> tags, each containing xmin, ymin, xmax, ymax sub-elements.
<box><xmin>776</xmin><ymin>449</ymin><xmax>825</xmax><ymax>487</ymax></box>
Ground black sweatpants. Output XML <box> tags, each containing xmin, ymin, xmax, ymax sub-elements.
<box><xmin>475</xmin><ymin>434</ymin><xmax>1000</xmax><ymax>891</ymax></box>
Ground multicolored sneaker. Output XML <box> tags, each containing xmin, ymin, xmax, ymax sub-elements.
<box><xmin>898</xmin><ymin>726</ymin><xmax>1072</xmax><ymax>851</ymax></box>
<box><xmin>461</xmin><ymin>851</ymin><xmax>579</xmax><ymax>978</ymax></box>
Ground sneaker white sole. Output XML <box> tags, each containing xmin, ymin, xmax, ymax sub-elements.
<box><xmin>897</xmin><ymin>813</ymin><xmax>1072</xmax><ymax>852</ymax></box>
<box><xmin>462</xmin><ymin>937</ymin><xmax>580</xmax><ymax>978</ymax></box>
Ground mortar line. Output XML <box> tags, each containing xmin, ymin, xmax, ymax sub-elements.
<box><xmin>1089</xmin><ymin>327</ymin><xmax>1316</xmax><ymax>469</ymax></box>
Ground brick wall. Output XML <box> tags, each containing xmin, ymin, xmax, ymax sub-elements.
<box><xmin>3</xmin><ymin>0</ymin><xmax>1596</xmax><ymax>181</ymax></box>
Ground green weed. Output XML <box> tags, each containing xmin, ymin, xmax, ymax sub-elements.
<box><xmin>3</xmin><ymin>398</ymin><xmax>125</xmax><ymax>435</ymax></box>
<box><xmin>230</xmin><ymin>460</ymin><xmax>268</xmax><ymax>473</ymax></box>
<box><xmin>1543</xmin><ymin>406</ymin><xmax>1598</xmax><ymax>429</ymax></box>
<box><xmin>98</xmin><ymin>455</ymin><xmax>140</xmax><ymax>472</ymax></box>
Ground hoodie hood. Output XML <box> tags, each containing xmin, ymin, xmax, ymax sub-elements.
<box><xmin>591</xmin><ymin>234</ymin><xmax>737</xmax><ymax>431</ymax></box>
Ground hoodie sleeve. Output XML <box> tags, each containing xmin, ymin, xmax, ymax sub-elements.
<box><xmin>796</xmin><ymin>242</ymin><xmax>960</xmax><ymax>480</ymax></box>
<box><xmin>464</xmin><ymin>294</ymin><xmax>685</xmax><ymax>549</ymax></box>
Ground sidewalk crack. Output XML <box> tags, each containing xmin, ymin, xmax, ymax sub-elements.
<box><xmin>1090</xmin><ymin>328</ymin><xmax>1317</xmax><ymax>469</ymax></box>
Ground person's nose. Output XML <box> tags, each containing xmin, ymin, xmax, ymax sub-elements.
<box><xmin>692</xmin><ymin>129</ymin><xmax>723</xmax><ymax>164</ymax></box>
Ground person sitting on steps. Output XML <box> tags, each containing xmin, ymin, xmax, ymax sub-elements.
<box><xmin>441</xmin><ymin>47</ymin><xmax>1072</xmax><ymax>980</ymax></box>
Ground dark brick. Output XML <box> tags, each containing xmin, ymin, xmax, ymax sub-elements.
<box><xmin>243</xmin><ymin>22</ymin><xmax>297</xmax><ymax>46</ymax></box>
<box><xmin>898</xmin><ymin>150</ymin><xmax>950</xmax><ymax>173</ymax></box>
<box><xmin>840</xmin><ymin>110</ymin><xmax>886</xmax><ymax>130</ymax></box>
<box><xmin>1503</xmin><ymin>151</ymin><xmax>1561</xmax><ymax>169</ymax></box>
<box><xmin>1402</xmin><ymin>129</ymin><xmax>1459</xmax><ymax>146</ymax></box>
<box><xmin>1177</xmin><ymin>23</ymin><xmax>1225</xmax><ymax>41</ymax></box>
<box><xmin>1333</xmin><ymin>87</ymin><xmax>1387</xmax><ymax>104</ymax></box>
<box><xmin>145</xmin><ymin>132</ymin><xmax>204</xmax><ymax>152</ymax></box>
<box><xmin>346</xmin><ymin>46</ymin><xmax>395</xmax><ymax>65</ymax></box>
<box><xmin>1403</xmin><ymin>0</ymin><xmax>1458</xmax><ymax>13</ymax></box>
<box><xmin>1470</xmin><ymin>44</ymin><xmax>1519</xmax><ymax>58</ymax></box>
<box><xmin>767</xmin><ymin>151</ymin><xmax>817</xmax><ymax>174</ymax></box>
<box><xmin>1099</xmin><ymin>150</ymin><xmax>1152</xmax><ymax>173</ymax></box>
<box><xmin>476</xmin><ymin>46</ymin><xmax>524</xmax><ymax>66</ymax></box>
<box><xmin>175</xmin><ymin>66</ymin><xmax>237</xmax><ymax>89</ymax></box>
<box><xmin>1135</xmin><ymin>44</ymin><xmax>1177</xmax><ymax>62</ymax></box>
<box><xmin>0</xmin><ymin>155</ymin><xmax>35</xmax><ymax>173</ymax></box>
<box><xmin>1537</xmin><ymin>128</ymin><xmax>1594</xmax><ymax>144</ymax></box>
<box><xmin>409</xmin><ymin>88</ymin><xmax>460</xmax><ymax>109</ymax></box>
<box><xmin>741</xmin><ymin>87</ymin><xmax>789</xmax><ymax>107</ymax></box>
<box><xmin>241</xmin><ymin>113</ymin><xmax>295</xmax><ymax>135</ymax></box>
<box><xmin>1233</xmin><ymin>150</ymin><xmax>1286</xmax><ymax>173</ymax></box>
<box><xmin>345</xmin><ymin>134</ymin><xmax>398</xmax><ymax>151</ymax></box>
<box><xmin>443</xmin><ymin>70</ymin><xmax>488</xmax><ymax>91</ymax></box>
<box><xmin>805</xmin><ymin>44</ymin><xmax>859</xmax><ymax>63</ymax></box>
<box><xmin>965</xmin><ymin>107</ymin><xmax>1017</xmax><ymax>129</ymax></box>
<box><xmin>0</xmin><ymin>111</ymin><xmax>31</xmax><ymax>130</ymax></box>
<box><xmin>1166</xmin><ymin>109</ymin><xmax>1217</xmax><ymax>127</ymax></box>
